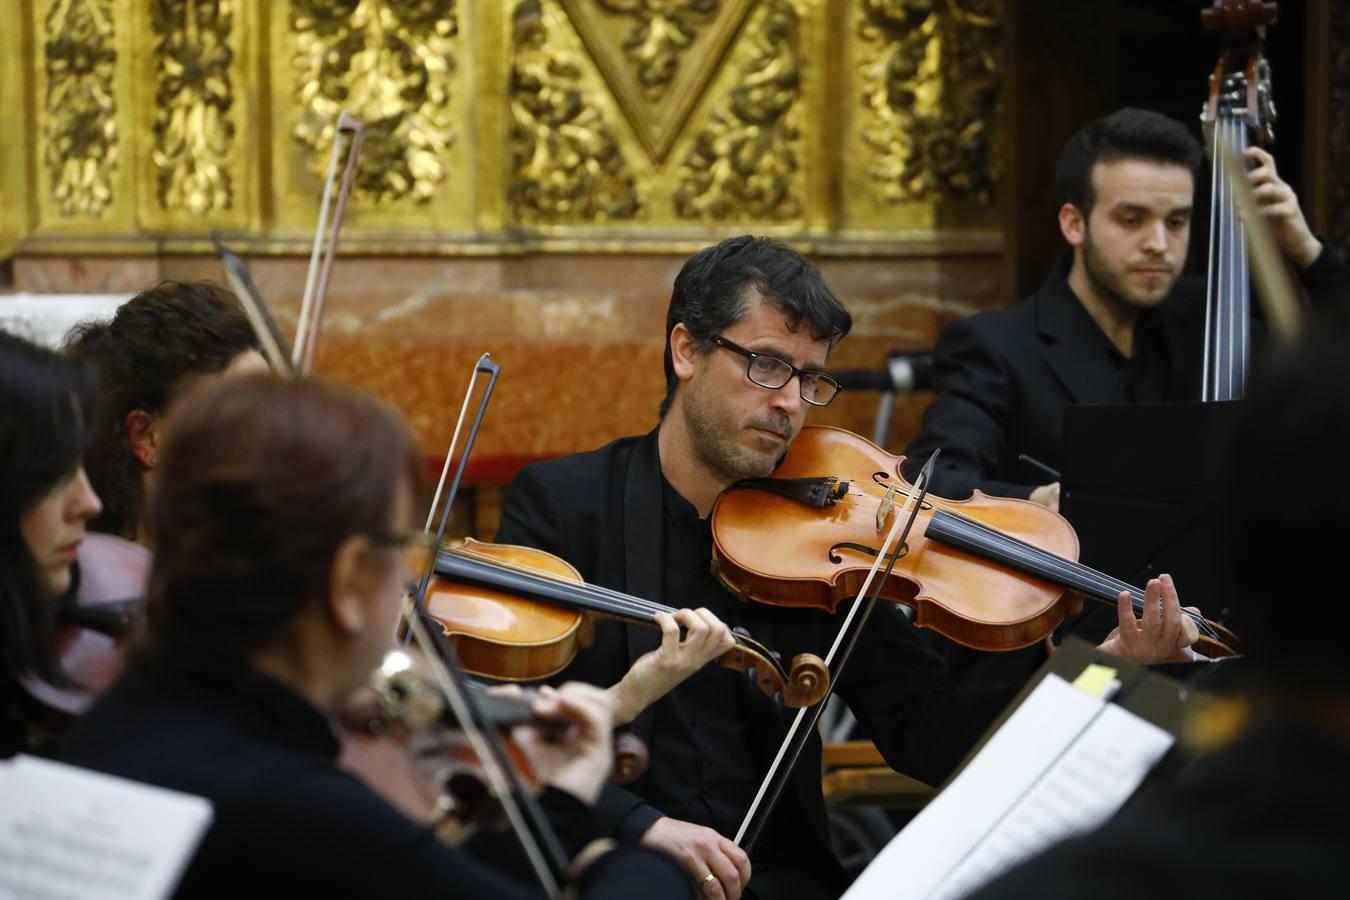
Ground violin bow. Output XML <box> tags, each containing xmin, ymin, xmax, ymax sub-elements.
<box><xmin>734</xmin><ymin>451</ymin><xmax>940</xmax><ymax>851</ymax></box>
<box><xmin>1218</xmin><ymin>141</ymin><xmax>1303</xmax><ymax>340</ymax></box>
<box><xmin>408</xmin><ymin>353</ymin><xmax>502</xmax><ymax>636</ymax></box>
<box><xmin>214</xmin><ymin>237</ymin><xmax>295</xmax><ymax>378</ymax></box>
<box><xmin>392</xmin><ymin>356</ymin><xmax>571</xmax><ymax>894</ymax></box>
<box><xmin>398</xmin><ymin>584</ymin><xmax>569</xmax><ymax>897</ymax></box>
<box><xmin>293</xmin><ymin>110</ymin><xmax>365</xmax><ymax>374</ymax></box>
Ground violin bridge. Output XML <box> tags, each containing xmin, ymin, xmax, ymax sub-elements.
<box><xmin>875</xmin><ymin>484</ymin><xmax>897</xmax><ymax>533</ymax></box>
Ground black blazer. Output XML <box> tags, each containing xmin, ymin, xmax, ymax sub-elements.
<box><xmin>61</xmin><ymin>651</ymin><xmax>693</xmax><ymax>900</ymax></box>
<box><xmin>496</xmin><ymin>430</ymin><xmax>1012</xmax><ymax>884</ymax></box>
<box><xmin>903</xmin><ymin>247</ymin><xmax>1350</xmax><ymax>502</ymax></box>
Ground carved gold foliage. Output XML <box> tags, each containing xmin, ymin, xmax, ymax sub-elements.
<box><xmin>510</xmin><ymin>0</ymin><xmax>642</xmax><ymax>223</ymax></box>
<box><xmin>592</xmin><ymin>0</ymin><xmax>720</xmax><ymax>101</ymax></box>
<box><xmin>43</xmin><ymin>0</ymin><xmax>119</xmax><ymax>217</ymax></box>
<box><xmin>151</xmin><ymin>0</ymin><xmax>235</xmax><ymax>215</ymax></box>
<box><xmin>858</xmin><ymin>0</ymin><xmax>1000</xmax><ymax>205</ymax></box>
<box><xmin>674</xmin><ymin>0</ymin><xmax>801</xmax><ymax>221</ymax></box>
<box><xmin>291</xmin><ymin>0</ymin><xmax>458</xmax><ymax>206</ymax></box>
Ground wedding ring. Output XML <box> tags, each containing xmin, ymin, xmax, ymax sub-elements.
<box><xmin>702</xmin><ymin>873</ymin><xmax>718</xmax><ymax>886</ymax></box>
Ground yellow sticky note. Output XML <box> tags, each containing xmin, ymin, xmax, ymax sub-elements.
<box><xmin>1072</xmin><ymin>663</ymin><xmax>1119</xmax><ymax>698</ymax></box>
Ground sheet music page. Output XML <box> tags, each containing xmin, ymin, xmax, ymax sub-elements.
<box><xmin>842</xmin><ymin>674</ymin><xmax>1174</xmax><ymax>900</ymax></box>
<box><xmin>0</xmin><ymin>755</ymin><xmax>212</xmax><ymax>900</ymax></box>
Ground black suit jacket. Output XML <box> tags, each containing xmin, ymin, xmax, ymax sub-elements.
<box><xmin>61</xmin><ymin>651</ymin><xmax>693</xmax><ymax>900</ymax></box>
<box><xmin>966</xmin><ymin>718</ymin><xmax>1350</xmax><ymax>899</ymax></box>
<box><xmin>496</xmin><ymin>430</ymin><xmax>1011</xmax><ymax>886</ymax></box>
<box><xmin>904</xmin><ymin>247</ymin><xmax>1350</xmax><ymax>503</ymax></box>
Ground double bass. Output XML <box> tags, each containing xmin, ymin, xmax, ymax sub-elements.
<box><xmin>1199</xmin><ymin>0</ymin><xmax>1280</xmax><ymax>400</ymax></box>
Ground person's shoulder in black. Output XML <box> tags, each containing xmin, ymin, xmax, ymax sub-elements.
<box><xmin>495</xmin><ymin>432</ymin><xmax>647</xmax><ymax>573</ymax></box>
<box><xmin>63</xmin><ymin>654</ymin><xmax>691</xmax><ymax>900</ymax></box>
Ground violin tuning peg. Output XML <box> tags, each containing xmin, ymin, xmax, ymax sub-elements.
<box><xmin>732</xmin><ymin>625</ymin><xmax>752</xmax><ymax>638</ymax></box>
<box><xmin>745</xmin><ymin>666</ymin><xmax>757</xmax><ymax>684</ymax></box>
<box><xmin>773</xmin><ymin>691</ymin><xmax>784</xmax><ymax>706</ymax></box>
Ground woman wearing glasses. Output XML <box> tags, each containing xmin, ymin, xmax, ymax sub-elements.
<box><xmin>62</xmin><ymin>373</ymin><xmax>694</xmax><ymax>899</ymax></box>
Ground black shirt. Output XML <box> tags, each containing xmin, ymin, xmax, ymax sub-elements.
<box><xmin>61</xmin><ymin>648</ymin><xmax>693</xmax><ymax>900</ymax></box>
<box><xmin>647</xmin><ymin>478</ymin><xmax>791</xmax><ymax>861</ymax></box>
<box><xmin>1100</xmin><ymin>305</ymin><xmax>1172</xmax><ymax>404</ymax></box>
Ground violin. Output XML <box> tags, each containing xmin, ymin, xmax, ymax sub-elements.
<box><xmin>338</xmin><ymin>649</ymin><xmax>649</xmax><ymax>835</ymax></box>
<box><xmin>710</xmin><ymin>426</ymin><xmax>1240</xmax><ymax>659</ymax></box>
<box><xmin>420</xmin><ymin>538</ymin><xmax>830</xmax><ymax>708</ymax></box>
<box><xmin>19</xmin><ymin>533</ymin><xmax>149</xmax><ymax>737</ymax></box>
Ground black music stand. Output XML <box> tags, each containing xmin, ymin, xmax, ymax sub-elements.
<box><xmin>1058</xmin><ymin>400</ymin><xmax>1241</xmax><ymax>641</ymax></box>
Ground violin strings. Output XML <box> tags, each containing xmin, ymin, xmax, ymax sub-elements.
<box><xmin>445</xmin><ymin>548</ymin><xmax>669</xmax><ymax>620</ymax></box>
<box><xmin>440</xmin><ymin>548</ymin><xmax>775</xmax><ymax>666</ymax></box>
<box><xmin>835</xmin><ymin>486</ymin><xmax>1219</xmax><ymax>642</ymax></box>
<box><xmin>933</xmin><ymin>510</ymin><xmax>1220</xmax><ymax>639</ymax></box>
<box><xmin>931</xmin><ymin>510</ymin><xmax>1222</xmax><ymax>642</ymax></box>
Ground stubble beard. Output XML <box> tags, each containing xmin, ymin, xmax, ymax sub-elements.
<box><xmin>681</xmin><ymin>377</ymin><xmax>792</xmax><ymax>484</ymax></box>
<box><xmin>1082</xmin><ymin>233</ymin><xmax>1177</xmax><ymax>313</ymax></box>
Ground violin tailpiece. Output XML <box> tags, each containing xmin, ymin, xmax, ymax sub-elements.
<box><xmin>729</xmin><ymin>477</ymin><xmax>848</xmax><ymax>508</ymax></box>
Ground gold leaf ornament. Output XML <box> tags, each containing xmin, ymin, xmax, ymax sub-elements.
<box><xmin>291</xmin><ymin>0</ymin><xmax>459</xmax><ymax>206</ymax></box>
<box><xmin>43</xmin><ymin>0</ymin><xmax>119</xmax><ymax>218</ymax></box>
<box><xmin>509</xmin><ymin>0</ymin><xmax>642</xmax><ymax>223</ymax></box>
<box><xmin>858</xmin><ymin>0</ymin><xmax>1000</xmax><ymax>205</ymax></box>
<box><xmin>151</xmin><ymin>0</ymin><xmax>236</xmax><ymax>215</ymax></box>
<box><xmin>674</xmin><ymin>0</ymin><xmax>802</xmax><ymax>221</ymax></box>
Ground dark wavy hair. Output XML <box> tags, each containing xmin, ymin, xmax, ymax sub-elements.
<box><xmin>0</xmin><ymin>330</ymin><xmax>100</xmax><ymax>681</ymax></box>
<box><xmin>1054</xmin><ymin>108</ymin><xmax>1204</xmax><ymax>218</ymax></box>
<box><xmin>64</xmin><ymin>281</ymin><xmax>258</xmax><ymax>540</ymax></box>
<box><xmin>147</xmin><ymin>374</ymin><xmax>423</xmax><ymax>660</ymax></box>
<box><xmin>660</xmin><ymin>235</ymin><xmax>852</xmax><ymax>416</ymax></box>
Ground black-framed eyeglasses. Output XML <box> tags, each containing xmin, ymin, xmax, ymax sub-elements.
<box><xmin>369</xmin><ymin>530</ymin><xmax>438</xmax><ymax>579</ymax></box>
<box><xmin>711</xmin><ymin>335</ymin><xmax>842</xmax><ymax>407</ymax></box>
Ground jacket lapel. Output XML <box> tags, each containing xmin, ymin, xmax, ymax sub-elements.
<box><xmin>1035</xmin><ymin>270</ymin><xmax>1129</xmax><ymax>407</ymax></box>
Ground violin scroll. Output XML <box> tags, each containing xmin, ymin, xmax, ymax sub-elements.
<box><xmin>719</xmin><ymin>637</ymin><xmax>829</xmax><ymax>708</ymax></box>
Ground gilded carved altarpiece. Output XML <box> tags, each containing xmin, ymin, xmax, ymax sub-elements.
<box><xmin>1</xmin><ymin>0</ymin><xmax>1004</xmax><ymax>258</ymax></box>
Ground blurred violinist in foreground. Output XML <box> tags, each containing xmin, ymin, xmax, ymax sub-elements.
<box><xmin>967</xmin><ymin>332</ymin><xmax>1350</xmax><ymax>899</ymax></box>
<box><xmin>61</xmin><ymin>374</ymin><xmax>694</xmax><ymax>900</ymax></box>
<box><xmin>0</xmin><ymin>332</ymin><xmax>103</xmax><ymax>757</ymax></box>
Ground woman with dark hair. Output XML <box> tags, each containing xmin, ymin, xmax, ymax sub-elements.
<box><xmin>62</xmin><ymin>373</ymin><xmax>693</xmax><ymax>900</ymax></box>
<box><xmin>64</xmin><ymin>280</ymin><xmax>266</xmax><ymax>545</ymax></box>
<box><xmin>0</xmin><ymin>330</ymin><xmax>104</xmax><ymax>757</ymax></box>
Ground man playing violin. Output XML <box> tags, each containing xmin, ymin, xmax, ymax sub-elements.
<box><xmin>496</xmin><ymin>235</ymin><xmax>1199</xmax><ymax>900</ymax></box>
<box><xmin>901</xmin><ymin>107</ymin><xmax>1349</xmax><ymax>689</ymax></box>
